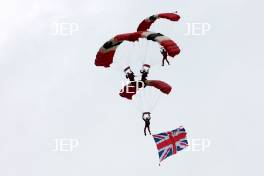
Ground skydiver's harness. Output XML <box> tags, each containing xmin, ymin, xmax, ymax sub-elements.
<box><xmin>124</xmin><ymin>66</ymin><xmax>135</xmax><ymax>82</ymax></box>
<box><xmin>140</xmin><ymin>64</ymin><xmax>150</xmax><ymax>85</ymax></box>
<box><xmin>161</xmin><ymin>49</ymin><xmax>167</xmax><ymax>58</ymax></box>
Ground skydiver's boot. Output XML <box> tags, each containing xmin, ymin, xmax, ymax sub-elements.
<box><xmin>148</xmin><ymin>127</ymin><xmax>151</xmax><ymax>135</ymax></box>
<box><xmin>166</xmin><ymin>58</ymin><xmax>170</xmax><ymax>65</ymax></box>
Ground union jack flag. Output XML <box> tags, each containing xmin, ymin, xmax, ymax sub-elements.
<box><xmin>152</xmin><ymin>127</ymin><xmax>188</xmax><ymax>163</ymax></box>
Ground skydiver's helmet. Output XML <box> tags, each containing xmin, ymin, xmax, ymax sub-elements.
<box><xmin>142</xmin><ymin>64</ymin><xmax>151</xmax><ymax>72</ymax></box>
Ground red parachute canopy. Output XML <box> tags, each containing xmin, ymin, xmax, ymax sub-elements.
<box><xmin>145</xmin><ymin>80</ymin><xmax>172</xmax><ymax>94</ymax></box>
<box><xmin>119</xmin><ymin>80</ymin><xmax>172</xmax><ymax>100</ymax></box>
<box><xmin>95</xmin><ymin>31</ymin><xmax>180</xmax><ymax>68</ymax></box>
<box><xmin>137</xmin><ymin>12</ymin><xmax>180</xmax><ymax>32</ymax></box>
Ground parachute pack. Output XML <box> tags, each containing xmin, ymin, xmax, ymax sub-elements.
<box><xmin>94</xmin><ymin>12</ymin><xmax>188</xmax><ymax>164</ymax></box>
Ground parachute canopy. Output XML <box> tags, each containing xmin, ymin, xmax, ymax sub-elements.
<box><xmin>145</xmin><ymin>80</ymin><xmax>172</xmax><ymax>95</ymax></box>
<box><xmin>137</xmin><ymin>12</ymin><xmax>180</xmax><ymax>32</ymax></box>
<box><xmin>95</xmin><ymin>31</ymin><xmax>180</xmax><ymax>68</ymax></box>
<box><xmin>119</xmin><ymin>80</ymin><xmax>172</xmax><ymax>100</ymax></box>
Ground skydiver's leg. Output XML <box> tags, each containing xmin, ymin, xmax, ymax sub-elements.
<box><xmin>166</xmin><ymin>58</ymin><xmax>170</xmax><ymax>65</ymax></box>
<box><xmin>143</xmin><ymin>80</ymin><xmax>147</xmax><ymax>88</ymax></box>
<box><xmin>147</xmin><ymin>126</ymin><xmax>151</xmax><ymax>135</ymax></box>
<box><xmin>144</xmin><ymin>126</ymin><xmax>147</xmax><ymax>136</ymax></box>
<box><xmin>162</xmin><ymin>58</ymin><xmax>165</xmax><ymax>66</ymax></box>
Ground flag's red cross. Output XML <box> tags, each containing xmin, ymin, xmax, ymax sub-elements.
<box><xmin>156</xmin><ymin>132</ymin><xmax>186</xmax><ymax>154</ymax></box>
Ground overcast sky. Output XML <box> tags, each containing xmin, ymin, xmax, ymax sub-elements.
<box><xmin>0</xmin><ymin>0</ymin><xmax>263</xmax><ymax>175</ymax></box>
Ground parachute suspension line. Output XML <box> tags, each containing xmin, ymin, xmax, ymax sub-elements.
<box><xmin>127</xmin><ymin>43</ymin><xmax>137</xmax><ymax>69</ymax></box>
<box><xmin>136</xmin><ymin>39</ymin><xmax>149</xmax><ymax>65</ymax></box>
<box><xmin>111</xmin><ymin>51</ymin><xmax>130</xmax><ymax>71</ymax></box>
<box><xmin>131</xmin><ymin>98</ymin><xmax>144</xmax><ymax>113</ymax></box>
<box><xmin>139</xmin><ymin>86</ymin><xmax>161</xmax><ymax>113</ymax></box>
<box><xmin>111</xmin><ymin>61</ymin><xmax>126</xmax><ymax>71</ymax></box>
<box><xmin>148</xmin><ymin>63</ymin><xmax>161</xmax><ymax>70</ymax></box>
<box><xmin>136</xmin><ymin>41</ymin><xmax>142</xmax><ymax>64</ymax></box>
<box><xmin>129</xmin><ymin>87</ymin><xmax>144</xmax><ymax>113</ymax></box>
<box><xmin>142</xmin><ymin>41</ymin><xmax>150</xmax><ymax>64</ymax></box>
<box><xmin>138</xmin><ymin>88</ymin><xmax>146</xmax><ymax>112</ymax></box>
<box><xmin>116</xmin><ymin>42</ymin><xmax>136</xmax><ymax>70</ymax></box>
<box><xmin>149</xmin><ymin>92</ymin><xmax>162</xmax><ymax>113</ymax></box>
<box><xmin>143</xmin><ymin>86</ymin><xmax>151</xmax><ymax>112</ymax></box>
<box><xmin>109</xmin><ymin>60</ymin><xmax>127</xmax><ymax>77</ymax></box>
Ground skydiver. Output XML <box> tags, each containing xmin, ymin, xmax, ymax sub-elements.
<box><xmin>142</xmin><ymin>112</ymin><xmax>151</xmax><ymax>136</ymax></box>
<box><xmin>124</xmin><ymin>66</ymin><xmax>135</xmax><ymax>82</ymax></box>
<box><xmin>140</xmin><ymin>64</ymin><xmax>150</xmax><ymax>85</ymax></box>
<box><xmin>161</xmin><ymin>47</ymin><xmax>170</xmax><ymax>66</ymax></box>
